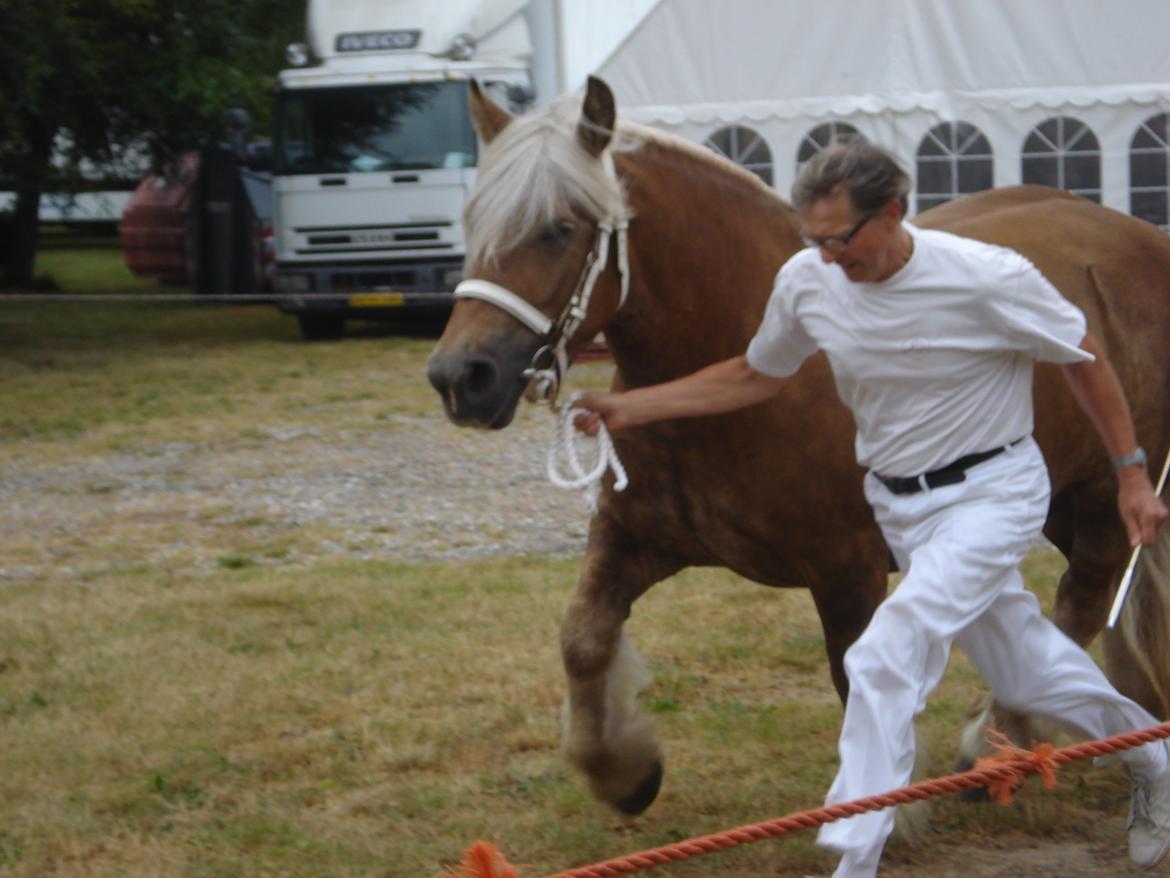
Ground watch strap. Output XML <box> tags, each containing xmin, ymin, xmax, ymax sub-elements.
<box><xmin>1111</xmin><ymin>447</ymin><xmax>1148</xmax><ymax>471</ymax></box>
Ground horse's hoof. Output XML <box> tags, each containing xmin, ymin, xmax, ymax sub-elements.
<box><xmin>958</xmin><ymin>786</ymin><xmax>991</xmax><ymax>803</ymax></box>
<box><xmin>613</xmin><ymin>759</ymin><xmax>664</xmax><ymax>815</ymax></box>
<box><xmin>952</xmin><ymin>758</ymin><xmax>991</xmax><ymax>802</ymax></box>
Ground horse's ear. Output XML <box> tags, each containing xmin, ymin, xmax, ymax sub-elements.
<box><xmin>468</xmin><ymin>79</ymin><xmax>512</xmax><ymax>144</ymax></box>
<box><xmin>577</xmin><ymin>76</ymin><xmax>616</xmax><ymax>158</ymax></box>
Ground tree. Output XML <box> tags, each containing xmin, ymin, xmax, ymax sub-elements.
<box><xmin>0</xmin><ymin>0</ymin><xmax>302</xmax><ymax>287</ymax></box>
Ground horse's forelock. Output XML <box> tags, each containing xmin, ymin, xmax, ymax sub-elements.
<box><xmin>464</xmin><ymin>94</ymin><xmax>632</xmax><ymax>267</ymax></box>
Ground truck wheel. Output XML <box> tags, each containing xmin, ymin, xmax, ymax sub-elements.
<box><xmin>297</xmin><ymin>314</ymin><xmax>345</xmax><ymax>340</ymax></box>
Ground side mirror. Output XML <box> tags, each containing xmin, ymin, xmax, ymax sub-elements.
<box><xmin>505</xmin><ymin>84</ymin><xmax>535</xmax><ymax>112</ymax></box>
<box><xmin>224</xmin><ymin>108</ymin><xmax>251</xmax><ymax>160</ymax></box>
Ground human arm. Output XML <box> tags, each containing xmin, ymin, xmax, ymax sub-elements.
<box><xmin>1059</xmin><ymin>332</ymin><xmax>1168</xmax><ymax>547</ymax></box>
<box><xmin>572</xmin><ymin>354</ymin><xmax>787</xmax><ymax>436</ymax></box>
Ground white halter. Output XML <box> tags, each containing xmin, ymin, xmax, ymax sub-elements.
<box><xmin>453</xmin><ymin>151</ymin><xmax>630</xmax><ymax>405</ymax></box>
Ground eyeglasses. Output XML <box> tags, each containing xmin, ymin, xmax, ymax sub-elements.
<box><xmin>800</xmin><ymin>210</ymin><xmax>877</xmax><ymax>253</ymax></box>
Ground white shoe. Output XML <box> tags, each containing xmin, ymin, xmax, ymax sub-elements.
<box><xmin>1129</xmin><ymin>761</ymin><xmax>1170</xmax><ymax>868</ymax></box>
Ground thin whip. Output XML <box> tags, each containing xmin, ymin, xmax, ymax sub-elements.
<box><xmin>1108</xmin><ymin>443</ymin><xmax>1170</xmax><ymax>628</ymax></box>
<box><xmin>548</xmin><ymin>392</ymin><xmax>628</xmax><ymax>511</ymax></box>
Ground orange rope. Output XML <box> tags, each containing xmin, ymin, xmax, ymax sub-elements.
<box><xmin>453</xmin><ymin>720</ymin><xmax>1170</xmax><ymax>878</ymax></box>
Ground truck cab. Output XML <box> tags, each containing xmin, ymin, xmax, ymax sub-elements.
<box><xmin>271</xmin><ymin>0</ymin><xmax>533</xmax><ymax>339</ymax></box>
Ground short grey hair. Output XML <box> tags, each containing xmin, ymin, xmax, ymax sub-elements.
<box><xmin>791</xmin><ymin>142</ymin><xmax>911</xmax><ymax>216</ymax></box>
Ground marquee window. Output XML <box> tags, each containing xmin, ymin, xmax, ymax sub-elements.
<box><xmin>1130</xmin><ymin>113</ymin><xmax>1170</xmax><ymax>229</ymax></box>
<box><xmin>915</xmin><ymin>121</ymin><xmax>993</xmax><ymax>213</ymax></box>
<box><xmin>704</xmin><ymin>125</ymin><xmax>774</xmax><ymax>186</ymax></box>
<box><xmin>796</xmin><ymin>121</ymin><xmax>865</xmax><ymax>168</ymax></box>
<box><xmin>1021</xmin><ymin>116</ymin><xmax>1101</xmax><ymax>203</ymax></box>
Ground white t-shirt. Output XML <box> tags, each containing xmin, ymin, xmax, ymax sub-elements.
<box><xmin>746</xmin><ymin>223</ymin><xmax>1092</xmax><ymax>476</ymax></box>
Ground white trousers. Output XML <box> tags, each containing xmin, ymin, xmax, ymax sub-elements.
<box><xmin>817</xmin><ymin>437</ymin><xmax>1166</xmax><ymax>878</ymax></box>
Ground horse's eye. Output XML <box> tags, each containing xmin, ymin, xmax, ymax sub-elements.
<box><xmin>541</xmin><ymin>220</ymin><xmax>576</xmax><ymax>244</ymax></box>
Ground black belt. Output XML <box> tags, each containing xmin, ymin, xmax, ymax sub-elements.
<box><xmin>876</xmin><ymin>439</ymin><xmax>1025</xmax><ymax>496</ymax></box>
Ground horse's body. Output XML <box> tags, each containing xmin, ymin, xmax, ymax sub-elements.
<box><xmin>428</xmin><ymin>79</ymin><xmax>1170</xmax><ymax>813</ymax></box>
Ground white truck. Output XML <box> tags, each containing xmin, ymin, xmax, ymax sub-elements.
<box><xmin>271</xmin><ymin>0</ymin><xmax>540</xmax><ymax>339</ymax></box>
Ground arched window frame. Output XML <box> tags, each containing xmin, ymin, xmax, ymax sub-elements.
<box><xmin>915</xmin><ymin>121</ymin><xmax>994</xmax><ymax>214</ymax></box>
<box><xmin>1021</xmin><ymin>116</ymin><xmax>1102</xmax><ymax>203</ymax></box>
<box><xmin>796</xmin><ymin>121</ymin><xmax>865</xmax><ymax>170</ymax></box>
<box><xmin>1130</xmin><ymin>113</ymin><xmax>1170</xmax><ymax>230</ymax></box>
<box><xmin>703</xmin><ymin>125</ymin><xmax>774</xmax><ymax>187</ymax></box>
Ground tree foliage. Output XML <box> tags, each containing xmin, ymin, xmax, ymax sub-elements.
<box><xmin>0</xmin><ymin>0</ymin><xmax>303</xmax><ymax>284</ymax></box>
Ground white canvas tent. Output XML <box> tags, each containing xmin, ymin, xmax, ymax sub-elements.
<box><xmin>597</xmin><ymin>0</ymin><xmax>1170</xmax><ymax>221</ymax></box>
<box><xmin>526</xmin><ymin>0</ymin><xmax>659</xmax><ymax>101</ymax></box>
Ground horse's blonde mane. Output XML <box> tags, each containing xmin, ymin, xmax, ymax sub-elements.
<box><xmin>464</xmin><ymin>93</ymin><xmax>790</xmax><ymax>266</ymax></box>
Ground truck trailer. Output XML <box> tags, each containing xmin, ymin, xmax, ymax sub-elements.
<box><xmin>271</xmin><ymin>0</ymin><xmax>539</xmax><ymax>339</ymax></box>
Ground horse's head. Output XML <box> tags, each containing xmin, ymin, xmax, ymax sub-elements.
<box><xmin>427</xmin><ymin>77</ymin><xmax>631</xmax><ymax>428</ymax></box>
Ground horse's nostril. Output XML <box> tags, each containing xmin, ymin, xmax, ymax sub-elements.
<box><xmin>465</xmin><ymin>358</ymin><xmax>498</xmax><ymax>396</ymax></box>
<box><xmin>425</xmin><ymin>357</ymin><xmax>449</xmax><ymax>395</ymax></box>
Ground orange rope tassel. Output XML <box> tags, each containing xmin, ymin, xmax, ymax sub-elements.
<box><xmin>974</xmin><ymin>728</ymin><xmax>1059</xmax><ymax>805</ymax></box>
<box><xmin>454</xmin><ymin>840</ymin><xmax>520</xmax><ymax>878</ymax></box>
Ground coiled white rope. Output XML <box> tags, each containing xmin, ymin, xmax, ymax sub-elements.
<box><xmin>548</xmin><ymin>392</ymin><xmax>629</xmax><ymax>512</ymax></box>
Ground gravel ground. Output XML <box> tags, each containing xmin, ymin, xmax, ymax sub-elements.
<box><xmin>0</xmin><ymin>411</ymin><xmax>596</xmax><ymax>582</ymax></box>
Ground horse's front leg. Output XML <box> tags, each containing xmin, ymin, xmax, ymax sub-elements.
<box><xmin>560</xmin><ymin>516</ymin><xmax>682</xmax><ymax>814</ymax></box>
<box><xmin>808</xmin><ymin>561</ymin><xmax>889</xmax><ymax>703</ymax></box>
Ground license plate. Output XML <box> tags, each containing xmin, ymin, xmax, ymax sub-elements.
<box><xmin>349</xmin><ymin>292</ymin><xmax>405</xmax><ymax>307</ymax></box>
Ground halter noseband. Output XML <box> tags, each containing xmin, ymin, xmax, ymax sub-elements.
<box><xmin>453</xmin><ymin>152</ymin><xmax>630</xmax><ymax>405</ymax></box>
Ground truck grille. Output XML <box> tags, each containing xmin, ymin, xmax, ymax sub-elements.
<box><xmin>294</xmin><ymin>222</ymin><xmax>455</xmax><ymax>255</ymax></box>
<box><xmin>332</xmin><ymin>269</ymin><xmax>422</xmax><ymax>290</ymax></box>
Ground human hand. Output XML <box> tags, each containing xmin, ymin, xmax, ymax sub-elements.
<box><xmin>1117</xmin><ymin>468</ymin><xmax>1169</xmax><ymax>547</ymax></box>
<box><xmin>571</xmin><ymin>391</ymin><xmax>628</xmax><ymax>436</ymax></box>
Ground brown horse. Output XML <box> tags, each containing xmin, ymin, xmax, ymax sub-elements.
<box><xmin>427</xmin><ymin>76</ymin><xmax>1170</xmax><ymax>814</ymax></box>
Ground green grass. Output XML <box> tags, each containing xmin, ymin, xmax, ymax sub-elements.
<box><xmin>0</xmin><ymin>240</ymin><xmax>609</xmax><ymax>458</ymax></box>
<box><xmin>34</xmin><ymin>243</ymin><xmax>166</xmax><ymax>297</ymax></box>
<box><xmin>0</xmin><ymin>285</ymin><xmax>432</xmax><ymax>460</ymax></box>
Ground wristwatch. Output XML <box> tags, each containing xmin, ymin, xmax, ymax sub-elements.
<box><xmin>1111</xmin><ymin>447</ymin><xmax>1148</xmax><ymax>471</ymax></box>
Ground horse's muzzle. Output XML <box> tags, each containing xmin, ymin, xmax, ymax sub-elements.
<box><xmin>426</xmin><ymin>348</ymin><xmax>527</xmax><ymax>429</ymax></box>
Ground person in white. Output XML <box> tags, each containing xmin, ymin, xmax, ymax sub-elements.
<box><xmin>572</xmin><ymin>142</ymin><xmax>1170</xmax><ymax>877</ymax></box>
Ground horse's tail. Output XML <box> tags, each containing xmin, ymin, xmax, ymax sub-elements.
<box><xmin>1109</xmin><ymin>518</ymin><xmax>1170</xmax><ymax>718</ymax></box>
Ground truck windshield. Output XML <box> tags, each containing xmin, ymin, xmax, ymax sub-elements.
<box><xmin>274</xmin><ymin>81</ymin><xmax>477</xmax><ymax>174</ymax></box>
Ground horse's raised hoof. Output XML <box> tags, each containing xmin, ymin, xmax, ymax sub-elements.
<box><xmin>958</xmin><ymin>786</ymin><xmax>991</xmax><ymax>803</ymax></box>
<box><xmin>613</xmin><ymin>759</ymin><xmax>664</xmax><ymax>815</ymax></box>
<box><xmin>952</xmin><ymin>758</ymin><xmax>991</xmax><ymax>802</ymax></box>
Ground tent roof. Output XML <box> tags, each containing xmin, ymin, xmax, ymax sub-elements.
<box><xmin>598</xmin><ymin>0</ymin><xmax>1170</xmax><ymax>124</ymax></box>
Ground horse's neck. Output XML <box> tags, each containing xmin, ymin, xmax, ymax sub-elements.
<box><xmin>607</xmin><ymin>140</ymin><xmax>802</xmax><ymax>387</ymax></box>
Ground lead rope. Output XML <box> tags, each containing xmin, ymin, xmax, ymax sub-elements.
<box><xmin>548</xmin><ymin>392</ymin><xmax>628</xmax><ymax>512</ymax></box>
<box><xmin>544</xmin><ymin>154</ymin><xmax>630</xmax><ymax>511</ymax></box>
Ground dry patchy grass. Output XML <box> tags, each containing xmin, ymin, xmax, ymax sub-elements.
<box><xmin>0</xmin><ymin>548</ymin><xmax>1141</xmax><ymax>878</ymax></box>
<box><xmin>0</xmin><ymin>299</ymin><xmax>615</xmax><ymax>465</ymax></box>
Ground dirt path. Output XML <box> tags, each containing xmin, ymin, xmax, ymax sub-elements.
<box><xmin>0</xmin><ymin>410</ymin><xmax>592</xmax><ymax>582</ymax></box>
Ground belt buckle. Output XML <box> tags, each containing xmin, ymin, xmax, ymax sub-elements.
<box><xmin>879</xmin><ymin>474</ymin><xmax>919</xmax><ymax>495</ymax></box>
